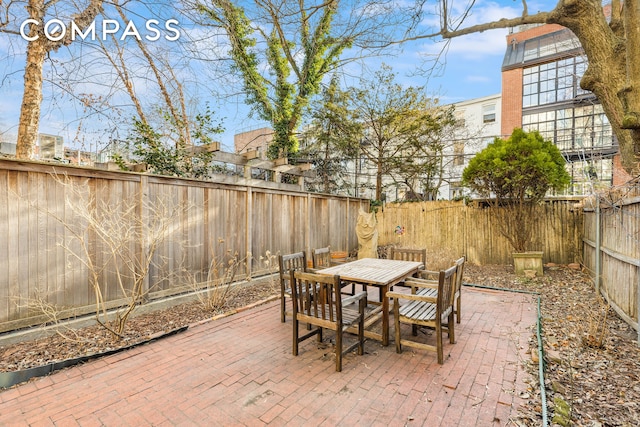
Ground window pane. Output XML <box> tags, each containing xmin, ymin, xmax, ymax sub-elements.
<box><xmin>540</xmin><ymin>91</ymin><xmax>556</xmax><ymax>104</ymax></box>
<box><xmin>523</xmin><ymin>73</ymin><xmax>535</xmax><ymax>84</ymax></box>
<box><xmin>523</xmin><ymin>94</ymin><xmax>536</xmax><ymax>107</ymax></box>
<box><xmin>523</xmin><ymin>84</ymin><xmax>536</xmax><ymax>95</ymax></box>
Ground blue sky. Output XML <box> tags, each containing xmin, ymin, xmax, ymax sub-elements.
<box><xmin>0</xmin><ymin>0</ymin><xmax>557</xmax><ymax>153</ymax></box>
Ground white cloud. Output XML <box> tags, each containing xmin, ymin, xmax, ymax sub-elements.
<box><xmin>417</xmin><ymin>1</ymin><xmax>520</xmax><ymax>58</ymax></box>
<box><xmin>445</xmin><ymin>30</ymin><xmax>511</xmax><ymax>59</ymax></box>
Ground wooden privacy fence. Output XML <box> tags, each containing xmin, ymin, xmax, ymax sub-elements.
<box><xmin>376</xmin><ymin>199</ymin><xmax>584</xmax><ymax>266</ymax></box>
<box><xmin>0</xmin><ymin>159</ymin><xmax>368</xmax><ymax>332</ymax></box>
<box><xmin>583</xmin><ymin>190</ymin><xmax>640</xmax><ymax>339</ymax></box>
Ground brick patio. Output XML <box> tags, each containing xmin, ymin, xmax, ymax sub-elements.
<box><xmin>0</xmin><ymin>286</ymin><xmax>537</xmax><ymax>426</ymax></box>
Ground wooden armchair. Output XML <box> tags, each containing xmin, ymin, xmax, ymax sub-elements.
<box><xmin>415</xmin><ymin>256</ymin><xmax>466</xmax><ymax>323</ymax></box>
<box><xmin>387</xmin><ymin>263</ymin><xmax>458</xmax><ymax>364</ymax></box>
<box><xmin>389</xmin><ymin>247</ymin><xmax>427</xmax><ymax>265</ymax></box>
<box><xmin>278</xmin><ymin>252</ymin><xmax>308</xmax><ymax>323</ymax></box>
<box><xmin>291</xmin><ymin>271</ymin><xmax>367</xmax><ymax>372</ymax></box>
<box><xmin>384</xmin><ymin>247</ymin><xmax>428</xmax><ymax>297</ymax></box>
<box><xmin>311</xmin><ymin>246</ymin><xmax>332</xmax><ymax>269</ymax></box>
<box><xmin>312</xmin><ymin>246</ymin><xmax>355</xmax><ymax>295</ymax></box>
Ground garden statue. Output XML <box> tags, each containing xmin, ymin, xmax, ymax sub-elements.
<box><xmin>356</xmin><ymin>209</ymin><xmax>378</xmax><ymax>259</ymax></box>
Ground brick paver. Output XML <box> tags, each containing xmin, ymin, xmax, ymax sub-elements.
<box><xmin>0</xmin><ymin>287</ymin><xmax>537</xmax><ymax>426</ymax></box>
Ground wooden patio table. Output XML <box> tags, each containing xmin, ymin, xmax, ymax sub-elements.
<box><xmin>316</xmin><ymin>258</ymin><xmax>423</xmax><ymax>346</ymax></box>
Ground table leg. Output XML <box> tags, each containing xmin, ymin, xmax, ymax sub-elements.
<box><xmin>381</xmin><ymin>284</ymin><xmax>389</xmax><ymax>346</ymax></box>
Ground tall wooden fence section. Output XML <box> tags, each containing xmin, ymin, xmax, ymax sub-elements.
<box><xmin>377</xmin><ymin>199</ymin><xmax>584</xmax><ymax>266</ymax></box>
<box><xmin>0</xmin><ymin>159</ymin><xmax>367</xmax><ymax>332</ymax></box>
<box><xmin>583</xmin><ymin>191</ymin><xmax>640</xmax><ymax>339</ymax></box>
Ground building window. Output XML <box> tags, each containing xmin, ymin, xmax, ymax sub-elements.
<box><xmin>453</xmin><ymin>142</ymin><xmax>464</xmax><ymax>166</ymax></box>
<box><xmin>564</xmin><ymin>158</ymin><xmax>614</xmax><ymax>195</ymax></box>
<box><xmin>482</xmin><ymin>104</ymin><xmax>496</xmax><ymax>123</ymax></box>
<box><xmin>523</xmin><ymin>104</ymin><xmax>615</xmax><ymax>196</ymax></box>
<box><xmin>522</xmin><ymin>56</ymin><xmax>587</xmax><ymax>108</ymax></box>
<box><xmin>523</xmin><ymin>104</ymin><xmax>613</xmax><ymax>152</ymax></box>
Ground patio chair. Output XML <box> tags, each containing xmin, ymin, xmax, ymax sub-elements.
<box><xmin>278</xmin><ymin>252</ymin><xmax>308</xmax><ymax>323</ymax></box>
<box><xmin>312</xmin><ymin>246</ymin><xmax>356</xmax><ymax>295</ymax></box>
<box><xmin>415</xmin><ymin>256</ymin><xmax>466</xmax><ymax>323</ymax></box>
<box><xmin>387</xmin><ymin>263</ymin><xmax>458</xmax><ymax>364</ymax></box>
<box><xmin>290</xmin><ymin>270</ymin><xmax>367</xmax><ymax>372</ymax></box>
<box><xmin>389</xmin><ymin>247</ymin><xmax>427</xmax><ymax>266</ymax></box>
<box><xmin>452</xmin><ymin>256</ymin><xmax>465</xmax><ymax>323</ymax></box>
<box><xmin>383</xmin><ymin>247</ymin><xmax>428</xmax><ymax>297</ymax></box>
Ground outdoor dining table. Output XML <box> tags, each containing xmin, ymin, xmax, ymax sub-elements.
<box><xmin>316</xmin><ymin>258</ymin><xmax>424</xmax><ymax>346</ymax></box>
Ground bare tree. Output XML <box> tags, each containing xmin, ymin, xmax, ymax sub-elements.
<box><xmin>349</xmin><ymin>64</ymin><xmax>456</xmax><ymax>201</ymax></box>
<box><xmin>48</xmin><ymin>174</ymin><xmax>186</xmax><ymax>339</ymax></box>
<box><xmin>402</xmin><ymin>0</ymin><xmax>640</xmax><ymax>176</ymax></box>
<box><xmin>191</xmin><ymin>0</ymin><xmax>415</xmax><ymax>159</ymax></box>
<box><xmin>0</xmin><ymin>0</ymin><xmax>104</xmax><ymax>159</ymax></box>
<box><xmin>300</xmin><ymin>74</ymin><xmax>360</xmax><ymax>194</ymax></box>
<box><xmin>102</xmin><ymin>0</ymin><xmax>194</xmax><ymax>148</ymax></box>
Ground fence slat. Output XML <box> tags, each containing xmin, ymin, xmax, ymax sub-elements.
<box><xmin>0</xmin><ymin>159</ymin><xmax>368</xmax><ymax>331</ymax></box>
<box><xmin>583</xmin><ymin>191</ymin><xmax>640</xmax><ymax>334</ymax></box>
<box><xmin>377</xmin><ymin>200</ymin><xmax>583</xmax><ymax>265</ymax></box>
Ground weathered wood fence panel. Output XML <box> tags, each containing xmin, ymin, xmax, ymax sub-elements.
<box><xmin>0</xmin><ymin>159</ymin><xmax>368</xmax><ymax>332</ymax></box>
<box><xmin>377</xmin><ymin>199</ymin><xmax>584</xmax><ymax>265</ymax></box>
<box><xmin>583</xmin><ymin>193</ymin><xmax>640</xmax><ymax>336</ymax></box>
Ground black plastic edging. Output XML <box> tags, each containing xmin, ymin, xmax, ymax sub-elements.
<box><xmin>0</xmin><ymin>326</ymin><xmax>188</xmax><ymax>390</ymax></box>
<box><xmin>537</xmin><ymin>296</ymin><xmax>548</xmax><ymax>426</ymax></box>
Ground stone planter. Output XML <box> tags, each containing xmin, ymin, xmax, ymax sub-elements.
<box><xmin>513</xmin><ymin>251</ymin><xmax>544</xmax><ymax>277</ymax></box>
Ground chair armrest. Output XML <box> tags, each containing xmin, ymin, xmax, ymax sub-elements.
<box><xmin>419</xmin><ymin>269</ymin><xmax>439</xmax><ymax>279</ymax></box>
<box><xmin>404</xmin><ymin>278</ymin><xmax>438</xmax><ymax>289</ymax></box>
<box><xmin>341</xmin><ymin>291</ymin><xmax>367</xmax><ymax>306</ymax></box>
<box><xmin>307</xmin><ymin>267</ymin><xmax>320</xmax><ymax>273</ymax></box>
<box><xmin>386</xmin><ymin>291</ymin><xmax>437</xmax><ymax>304</ymax></box>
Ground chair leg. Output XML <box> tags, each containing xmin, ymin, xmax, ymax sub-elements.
<box><xmin>341</xmin><ymin>282</ymin><xmax>356</xmax><ymax>296</ymax></box>
<box><xmin>448</xmin><ymin>313</ymin><xmax>456</xmax><ymax>344</ymax></box>
<box><xmin>393</xmin><ymin>299</ymin><xmax>402</xmax><ymax>354</ymax></box>
<box><xmin>456</xmin><ymin>295</ymin><xmax>461</xmax><ymax>323</ymax></box>
<box><xmin>335</xmin><ymin>329</ymin><xmax>343</xmax><ymax>372</ymax></box>
<box><xmin>292</xmin><ymin>317</ymin><xmax>299</xmax><ymax>355</ymax></box>
<box><xmin>281</xmin><ymin>292</ymin><xmax>286</xmax><ymax>323</ymax></box>
<box><xmin>357</xmin><ymin>300</ymin><xmax>365</xmax><ymax>356</ymax></box>
<box><xmin>436</xmin><ymin>321</ymin><xmax>444</xmax><ymax>364</ymax></box>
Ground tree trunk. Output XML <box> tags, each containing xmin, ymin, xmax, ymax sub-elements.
<box><xmin>376</xmin><ymin>163</ymin><xmax>383</xmax><ymax>201</ymax></box>
<box><xmin>551</xmin><ymin>0</ymin><xmax>640</xmax><ymax>175</ymax></box>
<box><xmin>16</xmin><ymin>9</ymin><xmax>46</xmax><ymax>159</ymax></box>
<box><xmin>15</xmin><ymin>0</ymin><xmax>103</xmax><ymax>160</ymax></box>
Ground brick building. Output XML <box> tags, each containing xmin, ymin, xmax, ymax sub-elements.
<box><xmin>501</xmin><ymin>23</ymin><xmax>624</xmax><ymax>194</ymax></box>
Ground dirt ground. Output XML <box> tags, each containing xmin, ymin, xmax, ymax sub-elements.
<box><xmin>1</xmin><ymin>264</ymin><xmax>639</xmax><ymax>426</ymax></box>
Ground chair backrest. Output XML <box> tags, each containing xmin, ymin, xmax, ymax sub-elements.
<box><xmin>311</xmin><ymin>247</ymin><xmax>331</xmax><ymax>269</ymax></box>
<box><xmin>389</xmin><ymin>247</ymin><xmax>427</xmax><ymax>266</ymax></box>
<box><xmin>453</xmin><ymin>256</ymin><xmax>465</xmax><ymax>293</ymax></box>
<box><xmin>437</xmin><ymin>264</ymin><xmax>458</xmax><ymax>320</ymax></box>
<box><xmin>291</xmin><ymin>271</ymin><xmax>343</xmax><ymax>324</ymax></box>
<box><xmin>278</xmin><ymin>252</ymin><xmax>307</xmax><ymax>289</ymax></box>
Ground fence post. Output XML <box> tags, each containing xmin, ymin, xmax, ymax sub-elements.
<box><xmin>345</xmin><ymin>198</ymin><xmax>350</xmax><ymax>253</ymax></box>
<box><xmin>246</xmin><ymin>187</ymin><xmax>253</xmax><ymax>279</ymax></box>
<box><xmin>139</xmin><ymin>175</ymin><xmax>150</xmax><ymax>298</ymax></box>
<box><xmin>595</xmin><ymin>195</ymin><xmax>601</xmax><ymax>293</ymax></box>
<box><xmin>306</xmin><ymin>193</ymin><xmax>311</xmax><ymax>256</ymax></box>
